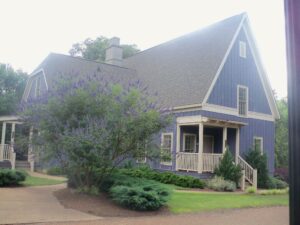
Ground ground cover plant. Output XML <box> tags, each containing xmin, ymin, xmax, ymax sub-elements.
<box><xmin>0</xmin><ymin>169</ymin><xmax>27</xmax><ymax>186</ymax></box>
<box><xmin>100</xmin><ymin>173</ymin><xmax>171</xmax><ymax>211</ymax></box>
<box><xmin>206</xmin><ymin>176</ymin><xmax>236</xmax><ymax>192</ymax></box>
<box><xmin>120</xmin><ymin>167</ymin><xmax>205</xmax><ymax>189</ymax></box>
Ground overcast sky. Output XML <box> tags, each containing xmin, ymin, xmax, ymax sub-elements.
<box><xmin>0</xmin><ymin>0</ymin><xmax>287</xmax><ymax>97</ymax></box>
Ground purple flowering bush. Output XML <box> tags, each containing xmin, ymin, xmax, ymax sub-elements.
<box><xmin>21</xmin><ymin>75</ymin><xmax>171</xmax><ymax>188</ymax></box>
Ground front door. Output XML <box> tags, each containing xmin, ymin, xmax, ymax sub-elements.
<box><xmin>203</xmin><ymin>135</ymin><xmax>214</xmax><ymax>153</ymax></box>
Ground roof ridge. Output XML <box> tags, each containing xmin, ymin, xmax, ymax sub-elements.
<box><xmin>125</xmin><ymin>12</ymin><xmax>246</xmax><ymax>60</ymax></box>
<box><xmin>48</xmin><ymin>52</ymin><xmax>132</xmax><ymax>70</ymax></box>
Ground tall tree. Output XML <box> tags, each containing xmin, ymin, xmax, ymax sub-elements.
<box><xmin>275</xmin><ymin>98</ymin><xmax>288</xmax><ymax>168</ymax></box>
<box><xmin>0</xmin><ymin>64</ymin><xmax>27</xmax><ymax>115</ymax></box>
<box><xmin>69</xmin><ymin>36</ymin><xmax>140</xmax><ymax>62</ymax></box>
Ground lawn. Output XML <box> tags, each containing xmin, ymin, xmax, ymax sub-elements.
<box><xmin>21</xmin><ymin>175</ymin><xmax>66</xmax><ymax>187</ymax></box>
<box><xmin>168</xmin><ymin>191</ymin><xmax>289</xmax><ymax>213</ymax></box>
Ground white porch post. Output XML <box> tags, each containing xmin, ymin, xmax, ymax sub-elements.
<box><xmin>28</xmin><ymin>126</ymin><xmax>33</xmax><ymax>162</ymax></box>
<box><xmin>10</xmin><ymin>123</ymin><xmax>16</xmax><ymax>169</ymax></box>
<box><xmin>0</xmin><ymin>122</ymin><xmax>6</xmax><ymax>161</ymax></box>
<box><xmin>198</xmin><ymin>122</ymin><xmax>204</xmax><ymax>173</ymax></box>
<box><xmin>175</xmin><ymin>124</ymin><xmax>180</xmax><ymax>171</ymax></box>
<box><xmin>222</xmin><ymin>126</ymin><xmax>227</xmax><ymax>153</ymax></box>
<box><xmin>11</xmin><ymin>123</ymin><xmax>15</xmax><ymax>145</ymax></box>
<box><xmin>235</xmin><ymin>127</ymin><xmax>240</xmax><ymax>164</ymax></box>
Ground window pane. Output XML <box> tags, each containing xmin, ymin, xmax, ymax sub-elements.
<box><xmin>161</xmin><ymin>134</ymin><xmax>172</xmax><ymax>164</ymax></box>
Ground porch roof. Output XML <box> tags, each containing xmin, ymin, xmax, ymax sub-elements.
<box><xmin>203</xmin><ymin>117</ymin><xmax>247</xmax><ymax>127</ymax></box>
<box><xmin>0</xmin><ymin>115</ymin><xmax>22</xmax><ymax>123</ymax></box>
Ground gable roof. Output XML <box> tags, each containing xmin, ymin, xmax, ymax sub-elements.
<box><xmin>26</xmin><ymin>13</ymin><xmax>279</xmax><ymax>119</ymax></box>
<box><xmin>123</xmin><ymin>13</ymin><xmax>245</xmax><ymax>108</ymax></box>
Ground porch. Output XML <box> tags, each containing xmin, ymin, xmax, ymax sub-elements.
<box><xmin>0</xmin><ymin>116</ymin><xmax>34</xmax><ymax>171</ymax></box>
<box><xmin>176</xmin><ymin>116</ymin><xmax>242</xmax><ymax>173</ymax></box>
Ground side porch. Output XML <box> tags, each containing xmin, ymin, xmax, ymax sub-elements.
<box><xmin>175</xmin><ymin>115</ymin><xmax>257</xmax><ymax>188</ymax></box>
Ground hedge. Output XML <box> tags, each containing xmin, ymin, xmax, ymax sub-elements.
<box><xmin>120</xmin><ymin>167</ymin><xmax>205</xmax><ymax>189</ymax></box>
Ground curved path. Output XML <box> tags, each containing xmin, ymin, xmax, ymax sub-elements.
<box><xmin>0</xmin><ymin>184</ymin><xmax>100</xmax><ymax>224</ymax></box>
<box><xmin>0</xmin><ymin>181</ymin><xmax>288</xmax><ymax>225</ymax></box>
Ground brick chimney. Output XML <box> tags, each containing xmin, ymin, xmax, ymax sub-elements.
<box><xmin>105</xmin><ymin>37</ymin><xmax>123</xmax><ymax>66</ymax></box>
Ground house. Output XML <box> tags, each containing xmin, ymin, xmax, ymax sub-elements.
<box><xmin>0</xmin><ymin>13</ymin><xmax>279</xmax><ymax>188</ymax></box>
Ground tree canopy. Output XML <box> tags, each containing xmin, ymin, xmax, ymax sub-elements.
<box><xmin>275</xmin><ymin>98</ymin><xmax>288</xmax><ymax>168</ymax></box>
<box><xmin>69</xmin><ymin>36</ymin><xmax>140</xmax><ymax>62</ymax></box>
<box><xmin>0</xmin><ymin>64</ymin><xmax>27</xmax><ymax>115</ymax></box>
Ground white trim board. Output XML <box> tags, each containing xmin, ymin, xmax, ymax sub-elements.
<box><xmin>201</xmin><ymin>14</ymin><xmax>279</xmax><ymax>120</ymax></box>
<box><xmin>202</xmin><ymin>13</ymin><xmax>247</xmax><ymax>104</ymax></box>
<box><xmin>22</xmin><ymin>68</ymin><xmax>48</xmax><ymax>102</ymax></box>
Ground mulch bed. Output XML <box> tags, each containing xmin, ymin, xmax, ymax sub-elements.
<box><xmin>54</xmin><ymin>188</ymin><xmax>170</xmax><ymax>217</ymax></box>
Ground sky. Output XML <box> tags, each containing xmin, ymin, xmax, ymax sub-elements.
<box><xmin>0</xmin><ymin>0</ymin><xmax>287</xmax><ymax>97</ymax></box>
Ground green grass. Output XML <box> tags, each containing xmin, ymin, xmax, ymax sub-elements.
<box><xmin>168</xmin><ymin>191</ymin><xmax>288</xmax><ymax>213</ymax></box>
<box><xmin>21</xmin><ymin>176</ymin><xmax>66</xmax><ymax>187</ymax></box>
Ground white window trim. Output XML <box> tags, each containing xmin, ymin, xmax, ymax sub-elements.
<box><xmin>183</xmin><ymin>133</ymin><xmax>197</xmax><ymax>153</ymax></box>
<box><xmin>239</xmin><ymin>41</ymin><xmax>247</xmax><ymax>58</ymax></box>
<box><xmin>254</xmin><ymin>136</ymin><xmax>264</xmax><ymax>154</ymax></box>
<box><xmin>237</xmin><ymin>85</ymin><xmax>249</xmax><ymax>117</ymax></box>
<box><xmin>203</xmin><ymin>135</ymin><xmax>214</xmax><ymax>153</ymax></box>
<box><xmin>160</xmin><ymin>132</ymin><xmax>173</xmax><ymax>166</ymax></box>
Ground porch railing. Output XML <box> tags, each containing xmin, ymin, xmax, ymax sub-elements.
<box><xmin>202</xmin><ymin>153</ymin><xmax>223</xmax><ymax>172</ymax></box>
<box><xmin>0</xmin><ymin>144</ymin><xmax>16</xmax><ymax>169</ymax></box>
<box><xmin>238</xmin><ymin>156</ymin><xmax>257</xmax><ymax>189</ymax></box>
<box><xmin>2</xmin><ymin>144</ymin><xmax>11</xmax><ymax>160</ymax></box>
<box><xmin>176</xmin><ymin>152</ymin><xmax>198</xmax><ymax>172</ymax></box>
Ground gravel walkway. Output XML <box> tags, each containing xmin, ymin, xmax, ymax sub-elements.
<box><xmin>0</xmin><ymin>184</ymin><xmax>100</xmax><ymax>224</ymax></box>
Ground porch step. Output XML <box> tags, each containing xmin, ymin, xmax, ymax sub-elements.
<box><xmin>15</xmin><ymin>161</ymin><xmax>30</xmax><ymax>170</ymax></box>
<box><xmin>0</xmin><ymin>160</ymin><xmax>12</xmax><ymax>169</ymax></box>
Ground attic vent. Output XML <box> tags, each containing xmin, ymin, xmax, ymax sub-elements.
<box><xmin>239</xmin><ymin>41</ymin><xmax>247</xmax><ymax>58</ymax></box>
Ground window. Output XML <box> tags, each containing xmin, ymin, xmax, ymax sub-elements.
<box><xmin>254</xmin><ymin>137</ymin><xmax>263</xmax><ymax>153</ymax></box>
<box><xmin>238</xmin><ymin>86</ymin><xmax>248</xmax><ymax>116</ymax></box>
<box><xmin>183</xmin><ymin>133</ymin><xmax>197</xmax><ymax>153</ymax></box>
<box><xmin>161</xmin><ymin>133</ymin><xmax>172</xmax><ymax>165</ymax></box>
<box><xmin>239</xmin><ymin>41</ymin><xmax>247</xmax><ymax>58</ymax></box>
<box><xmin>35</xmin><ymin>76</ymin><xmax>41</xmax><ymax>97</ymax></box>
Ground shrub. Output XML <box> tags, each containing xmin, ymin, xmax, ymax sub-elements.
<box><xmin>98</xmin><ymin>172</ymin><xmax>170</xmax><ymax>211</ymax></box>
<box><xmin>47</xmin><ymin>167</ymin><xmax>65</xmax><ymax>176</ymax></box>
<box><xmin>214</xmin><ymin>149</ymin><xmax>242</xmax><ymax>185</ymax></box>
<box><xmin>0</xmin><ymin>169</ymin><xmax>27</xmax><ymax>187</ymax></box>
<box><xmin>246</xmin><ymin>186</ymin><xmax>257</xmax><ymax>194</ymax></box>
<box><xmin>245</xmin><ymin>148</ymin><xmax>269</xmax><ymax>189</ymax></box>
<box><xmin>120</xmin><ymin>167</ymin><xmax>205</xmax><ymax>189</ymax></box>
<box><xmin>274</xmin><ymin>167</ymin><xmax>289</xmax><ymax>183</ymax></box>
<box><xmin>267</xmin><ymin>176</ymin><xmax>289</xmax><ymax>189</ymax></box>
<box><xmin>206</xmin><ymin>176</ymin><xmax>236</xmax><ymax>192</ymax></box>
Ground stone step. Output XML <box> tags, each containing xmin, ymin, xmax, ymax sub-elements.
<box><xmin>0</xmin><ymin>160</ymin><xmax>12</xmax><ymax>169</ymax></box>
<box><xmin>15</xmin><ymin>161</ymin><xmax>30</xmax><ymax>169</ymax></box>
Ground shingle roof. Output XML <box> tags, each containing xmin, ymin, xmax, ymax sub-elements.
<box><xmin>123</xmin><ymin>13</ymin><xmax>245</xmax><ymax>108</ymax></box>
<box><xmin>33</xmin><ymin>53</ymin><xmax>138</xmax><ymax>89</ymax></box>
<box><xmin>32</xmin><ymin>13</ymin><xmax>245</xmax><ymax>108</ymax></box>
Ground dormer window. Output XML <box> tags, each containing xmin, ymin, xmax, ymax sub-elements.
<box><xmin>238</xmin><ymin>85</ymin><xmax>248</xmax><ymax>116</ymax></box>
<box><xmin>239</xmin><ymin>41</ymin><xmax>247</xmax><ymax>58</ymax></box>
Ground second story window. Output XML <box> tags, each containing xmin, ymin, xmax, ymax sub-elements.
<box><xmin>35</xmin><ymin>76</ymin><xmax>41</xmax><ymax>97</ymax></box>
<box><xmin>239</xmin><ymin>41</ymin><xmax>247</xmax><ymax>58</ymax></box>
<box><xmin>238</xmin><ymin>86</ymin><xmax>248</xmax><ymax>116</ymax></box>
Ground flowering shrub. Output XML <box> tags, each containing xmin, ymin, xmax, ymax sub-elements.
<box><xmin>21</xmin><ymin>75</ymin><xmax>170</xmax><ymax>188</ymax></box>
